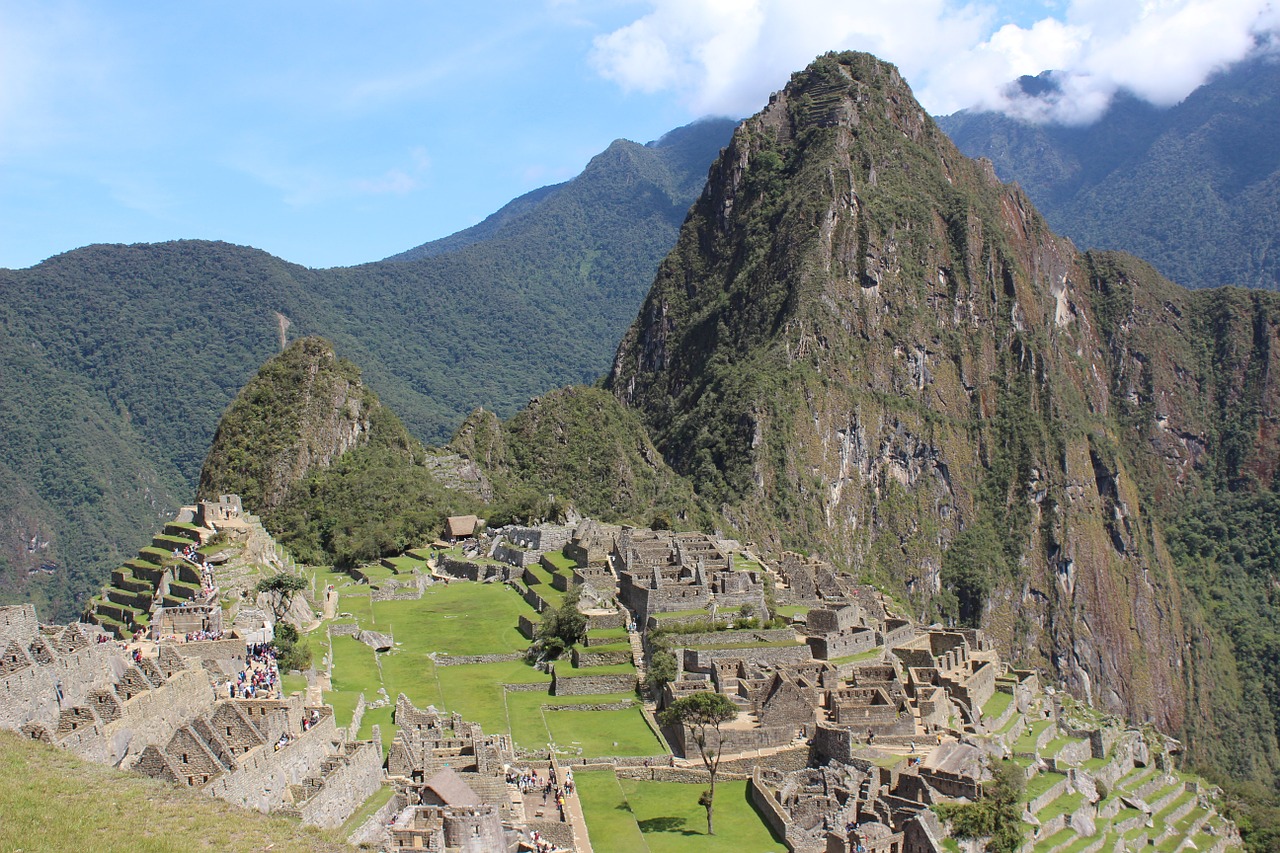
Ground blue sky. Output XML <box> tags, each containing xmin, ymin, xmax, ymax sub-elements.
<box><xmin>2</xmin><ymin>0</ymin><xmax>1276</xmax><ymax>270</ymax></box>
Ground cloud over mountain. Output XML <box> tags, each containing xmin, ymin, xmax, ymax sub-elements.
<box><xmin>590</xmin><ymin>0</ymin><xmax>1280</xmax><ymax>123</ymax></box>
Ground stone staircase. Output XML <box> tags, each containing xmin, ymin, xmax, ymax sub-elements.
<box><xmin>626</xmin><ymin>624</ymin><xmax>652</xmax><ymax>702</ymax></box>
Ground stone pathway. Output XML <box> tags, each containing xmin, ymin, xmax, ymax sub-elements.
<box><xmin>562</xmin><ymin>783</ymin><xmax>593</xmax><ymax>853</ymax></box>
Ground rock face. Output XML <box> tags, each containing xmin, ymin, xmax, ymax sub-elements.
<box><xmin>608</xmin><ymin>52</ymin><xmax>1280</xmax><ymax>737</ymax></box>
<box><xmin>197</xmin><ymin>337</ymin><xmax>377</xmax><ymax>514</ymax></box>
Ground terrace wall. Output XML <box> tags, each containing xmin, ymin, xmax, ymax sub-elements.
<box><xmin>298</xmin><ymin>740</ymin><xmax>385</xmax><ymax>829</ymax></box>
<box><xmin>204</xmin><ymin>713</ymin><xmax>339</xmax><ymax>812</ymax></box>
<box><xmin>550</xmin><ymin>670</ymin><xmax>635</xmax><ymax>696</ymax></box>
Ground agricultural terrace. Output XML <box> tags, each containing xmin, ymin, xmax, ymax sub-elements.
<box><xmin>302</xmin><ymin>563</ymin><xmax>666</xmax><ymax>759</ymax></box>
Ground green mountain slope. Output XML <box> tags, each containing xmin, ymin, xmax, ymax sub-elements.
<box><xmin>937</xmin><ymin>56</ymin><xmax>1280</xmax><ymax>290</ymax></box>
<box><xmin>449</xmin><ymin>386</ymin><xmax>711</xmax><ymax>529</ymax></box>
<box><xmin>200</xmin><ymin>337</ymin><xmax>483</xmax><ymax>568</ymax></box>
<box><xmin>607</xmin><ymin>51</ymin><xmax>1280</xmax><ymax>789</ymax></box>
<box><xmin>0</xmin><ymin>119</ymin><xmax>734</xmax><ymax>617</ymax></box>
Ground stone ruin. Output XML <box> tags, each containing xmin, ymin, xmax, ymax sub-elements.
<box><xmin>378</xmin><ymin>695</ymin><xmax>574</xmax><ymax>852</ymax></box>
<box><xmin>0</xmin><ymin>603</ymin><xmax>380</xmax><ymax>831</ymax></box>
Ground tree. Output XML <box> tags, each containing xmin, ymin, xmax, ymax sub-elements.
<box><xmin>537</xmin><ymin>583</ymin><xmax>587</xmax><ymax>648</ymax></box>
<box><xmin>255</xmin><ymin>573</ymin><xmax>308</xmax><ymax>622</ymax></box>
<box><xmin>658</xmin><ymin>691</ymin><xmax>738</xmax><ymax>835</ymax></box>
<box><xmin>645</xmin><ymin>649</ymin><xmax>678</xmax><ymax>693</ymax></box>
<box><xmin>273</xmin><ymin>621</ymin><xmax>312</xmax><ymax>672</ymax></box>
<box><xmin>936</xmin><ymin>759</ymin><xmax>1026</xmax><ymax>853</ymax></box>
<box><xmin>528</xmin><ymin>584</ymin><xmax>587</xmax><ymax>662</ymax></box>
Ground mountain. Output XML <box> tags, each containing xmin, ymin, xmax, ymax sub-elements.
<box><xmin>0</xmin><ymin>118</ymin><xmax>736</xmax><ymax>618</ymax></box>
<box><xmin>937</xmin><ymin>55</ymin><xmax>1280</xmax><ymax>290</ymax></box>
<box><xmin>199</xmin><ymin>337</ymin><xmax>484</xmax><ymax>568</ymax></box>
<box><xmin>607</xmin><ymin>51</ymin><xmax>1280</xmax><ymax>785</ymax></box>
<box><xmin>448</xmin><ymin>386</ymin><xmax>712</xmax><ymax>529</ymax></box>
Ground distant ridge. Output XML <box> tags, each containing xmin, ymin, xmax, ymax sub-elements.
<box><xmin>938</xmin><ymin>54</ymin><xmax>1280</xmax><ymax>290</ymax></box>
<box><xmin>0</xmin><ymin>118</ymin><xmax>735</xmax><ymax>618</ymax></box>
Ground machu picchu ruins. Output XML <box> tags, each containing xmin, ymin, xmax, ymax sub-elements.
<box><xmin>0</xmin><ymin>501</ymin><xmax>1246</xmax><ymax>851</ymax></box>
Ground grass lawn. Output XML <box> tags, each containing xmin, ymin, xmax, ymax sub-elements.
<box><xmin>281</xmin><ymin>672</ymin><xmax>308</xmax><ymax>695</ymax></box>
<box><xmin>982</xmin><ymin>690</ymin><xmax>1013</xmax><ymax>720</ymax></box>
<box><xmin>542</xmin><ymin>550</ymin><xmax>577</xmax><ymax>572</ymax></box>
<box><xmin>1014</xmin><ymin>719</ymin><xmax>1054</xmax><ymax>753</ymax></box>
<box><xmin>830</xmin><ymin>647</ymin><xmax>885</xmax><ymax>665</ymax></box>
<box><xmin>327</xmin><ymin>635</ymin><xmax>380</xmax><ymax>730</ymax></box>
<box><xmin>578</xmin><ymin>772</ymin><xmax>786</xmax><ymax>852</ymax></box>
<box><xmin>382</xmin><ymin>555</ymin><xmax>426</xmax><ymax>573</ymax></box>
<box><xmin>354</xmin><ymin>563</ymin><xmax>398</xmax><ymax>582</ymax></box>
<box><xmin>565</xmin><ymin>661</ymin><xmax>637</xmax><ymax>676</ymax></box>
<box><xmin>1026</xmin><ymin>771</ymin><xmax>1067</xmax><ymax>800</ymax></box>
<box><xmin>372</xmin><ymin>583</ymin><xmax>531</xmax><ymax>656</ymax></box>
<box><xmin>576</xmin><ymin>770</ymin><xmax>651</xmax><ymax>853</ymax></box>
<box><xmin>546</xmin><ymin>707</ymin><xmax>665</xmax><ymax>757</ymax></box>
<box><xmin>652</xmin><ymin>609</ymin><xmax>711</xmax><ymax>621</ymax></box>
<box><xmin>434</xmin><ymin>660</ymin><xmax>550</xmax><ymax>733</ymax></box>
<box><xmin>0</xmin><ymin>732</ymin><xmax>349</xmax><ymax>853</ymax></box>
<box><xmin>377</xmin><ymin>647</ymin><xmax>443</xmax><ymax>710</ymax></box>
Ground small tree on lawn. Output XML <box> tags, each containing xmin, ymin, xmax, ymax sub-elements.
<box><xmin>255</xmin><ymin>573</ymin><xmax>308</xmax><ymax>623</ymax></box>
<box><xmin>530</xmin><ymin>583</ymin><xmax>587</xmax><ymax>661</ymax></box>
<box><xmin>659</xmin><ymin>691</ymin><xmax>737</xmax><ymax>835</ymax></box>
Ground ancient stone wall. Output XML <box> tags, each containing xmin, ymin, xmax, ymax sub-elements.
<box><xmin>171</xmin><ymin>638</ymin><xmax>248</xmax><ymax>661</ymax></box>
<box><xmin>550</xmin><ymin>670</ymin><xmax>635</xmax><ymax>696</ymax></box>
<box><xmin>0</xmin><ymin>640</ymin><xmax>118</xmax><ymax>730</ymax></box>
<box><xmin>750</xmin><ymin>770</ymin><xmax>796</xmax><ymax>845</ymax></box>
<box><xmin>587</xmin><ymin>612</ymin><xmax>625</xmax><ymax>630</ymax></box>
<box><xmin>659</xmin><ymin>628</ymin><xmax>796</xmax><ymax>647</ymax></box>
<box><xmin>298</xmin><ymin>740</ymin><xmax>385</xmax><ymax>829</ymax></box>
<box><xmin>203</xmin><ymin>712</ymin><xmax>339</xmax><ymax>812</ymax></box>
<box><xmin>437</xmin><ymin>652</ymin><xmax>525</xmax><ymax>667</ymax></box>
<box><xmin>570</xmin><ymin>647</ymin><xmax>631</xmax><ymax>668</ymax></box>
<box><xmin>439</xmin><ymin>557</ymin><xmax>509</xmax><ymax>583</ymax></box>
<box><xmin>808</xmin><ymin>627</ymin><xmax>878</xmax><ymax>659</ymax></box>
<box><xmin>682</xmin><ymin>644</ymin><xmax>811</xmax><ymax>672</ymax></box>
<box><xmin>0</xmin><ymin>605</ymin><xmax>39</xmax><ymax>643</ymax></box>
<box><xmin>495</xmin><ymin>543</ymin><xmax>540</xmax><ymax>569</ymax></box>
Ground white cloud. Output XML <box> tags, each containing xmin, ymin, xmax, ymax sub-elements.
<box><xmin>590</xmin><ymin>0</ymin><xmax>1280</xmax><ymax>124</ymax></box>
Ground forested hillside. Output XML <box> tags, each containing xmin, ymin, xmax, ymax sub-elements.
<box><xmin>0</xmin><ymin>118</ymin><xmax>735</xmax><ymax>618</ymax></box>
<box><xmin>938</xmin><ymin>55</ymin><xmax>1280</xmax><ymax>290</ymax></box>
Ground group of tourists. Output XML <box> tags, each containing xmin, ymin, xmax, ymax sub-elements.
<box><xmin>527</xmin><ymin>829</ymin><xmax>562</xmax><ymax>853</ymax></box>
<box><xmin>183</xmin><ymin>629</ymin><xmax>223</xmax><ymax>642</ymax></box>
<box><xmin>301</xmin><ymin>708</ymin><xmax>321</xmax><ymax>732</ymax></box>
<box><xmin>226</xmin><ymin>642</ymin><xmax>279</xmax><ymax>700</ymax></box>
<box><xmin>507</xmin><ymin>764</ymin><xmax>576</xmax><ymax>823</ymax></box>
<box><xmin>171</xmin><ymin>544</ymin><xmax>217</xmax><ymax>598</ymax></box>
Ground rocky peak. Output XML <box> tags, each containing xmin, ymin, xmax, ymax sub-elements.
<box><xmin>197</xmin><ymin>337</ymin><xmax>377</xmax><ymax>514</ymax></box>
<box><xmin>607</xmin><ymin>50</ymin><xmax>1280</xmax><ymax>740</ymax></box>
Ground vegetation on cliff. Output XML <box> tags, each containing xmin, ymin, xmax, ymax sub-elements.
<box><xmin>199</xmin><ymin>338</ymin><xmax>481</xmax><ymax>568</ymax></box>
<box><xmin>450</xmin><ymin>386</ymin><xmax>714</xmax><ymax>530</ymax></box>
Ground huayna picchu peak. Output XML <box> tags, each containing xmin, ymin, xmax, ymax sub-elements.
<box><xmin>609</xmin><ymin>51</ymin><xmax>1280</xmax><ymax>786</ymax></box>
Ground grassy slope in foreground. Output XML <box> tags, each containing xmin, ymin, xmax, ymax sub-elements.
<box><xmin>0</xmin><ymin>731</ymin><xmax>350</xmax><ymax>853</ymax></box>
